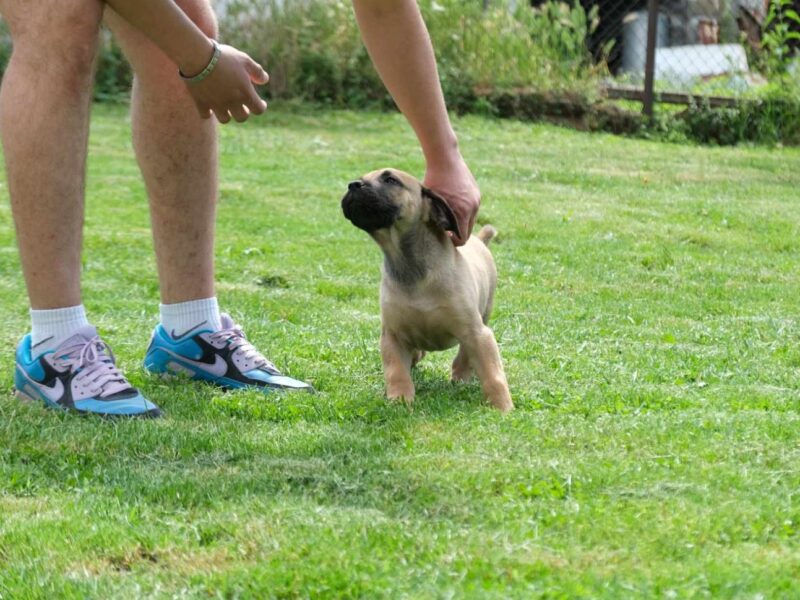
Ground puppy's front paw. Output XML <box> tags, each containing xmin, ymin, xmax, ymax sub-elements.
<box><xmin>451</xmin><ymin>365</ymin><xmax>474</xmax><ymax>383</ymax></box>
<box><xmin>451</xmin><ymin>348</ymin><xmax>473</xmax><ymax>382</ymax></box>
<box><xmin>487</xmin><ymin>387</ymin><xmax>514</xmax><ymax>413</ymax></box>
<box><xmin>387</xmin><ymin>385</ymin><xmax>415</xmax><ymax>406</ymax></box>
<box><xmin>490</xmin><ymin>396</ymin><xmax>514</xmax><ymax>413</ymax></box>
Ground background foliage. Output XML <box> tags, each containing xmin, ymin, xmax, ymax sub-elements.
<box><xmin>218</xmin><ymin>0</ymin><xmax>600</xmax><ymax>108</ymax></box>
<box><xmin>0</xmin><ymin>0</ymin><xmax>796</xmax><ymax>144</ymax></box>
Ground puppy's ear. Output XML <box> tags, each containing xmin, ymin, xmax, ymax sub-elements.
<box><xmin>422</xmin><ymin>186</ymin><xmax>461</xmax><ymax>240</ymax></box>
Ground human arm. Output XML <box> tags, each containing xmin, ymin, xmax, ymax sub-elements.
<box><xmin>352</xmin><ymin>0</ymin><xmax>479</xmax><ymax>245</ymax></box>
<box><xmin>103</xmin><ymin>0</ymin><xmax>268</xmax><ymax>123</ymax></box>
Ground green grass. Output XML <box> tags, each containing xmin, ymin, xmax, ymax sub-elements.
<box><xmin>1</xmin><ymin>103</ymin><xmax>800</xmax><ymax>598</ymax></box>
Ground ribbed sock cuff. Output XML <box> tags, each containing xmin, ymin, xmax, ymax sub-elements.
<box><xmin>30</xmin><ymin>304</ymin><xmax>90</xmax><ymax>352</ymax></box>
<box><xmin>159</xmin><ymin>297</ymin><xmax>222</xmax><ymax>338</ymax></box>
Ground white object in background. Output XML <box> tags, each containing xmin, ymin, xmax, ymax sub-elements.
<box><xmin>655</xmin><ymin>44</ymin><xmax>749</xmax><ymax>85</ymax></box>
<box><xmin>621</xmin><ymin>10</ymin><xmax>670</xmax><ymax>75</ymax></box>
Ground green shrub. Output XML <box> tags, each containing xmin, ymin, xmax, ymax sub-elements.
<box><xmin>762</xmin><ymin>0</ymin><xmax>800</xmax><ymax>76</ymax></box>
<box><xmin>674</xmin><ymin>79</ymin><xmax>800</xmax><ymax>146</ymax></box>
<box><xmin>0</xmin><ymin>21</ymin><xmax>10</xmax><ymax>75</ymax></box>
<box><xmin>423</xmin><ymin>0</ymin><xmax>599</xmax><ymax>93</ymax></box>
<box><xmin>220</xmin><ymin>0</ymin><xmax>387</xmax><ymax>107</ymax></box>
<box><xmin>219</xmin><ymin>0</ymin><xmax>601</xmax><ymax>109</ymax></box>
<box><xmin>0</xmin><ymin>2</ymin><xmax>794</xmax><ymax>146</ymax></box>
<box><xmin>0</xmin><ymin>23</ymin><xmax>132</xmax><ymax>102</ymax></box>
<box><xmin>94</xmin><ymin>32</ymin><xmax>134</xmax><ymax>102</ymax></box>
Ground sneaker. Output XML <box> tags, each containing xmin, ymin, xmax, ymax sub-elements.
<box><xmin>144</xmin><ymin>313</ymin><xmax>312</xmax><ymax>392</ymax></box>
<box><xmin>14</xmin><ymin>326</ymin><xmax>161</xmax><ymax>418</ymax></box>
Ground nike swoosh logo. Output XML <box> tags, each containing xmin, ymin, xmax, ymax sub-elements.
<box><xmin>20</xmin><ymin>370</ymin><xmax>64</xmax><ymax>403</ymax></box>
<box><xmin>171</xmin><ymin>321</ymin><xmax>209</xmax><ymax>340</ymax></box>
<box><xmin>31</xmin><ymin>335</ymin><xmax>54</xmax><ymax>350</ymax></box>
<box><xmin>162</xmin><ymin>350</ymin><xmax>228</xmax><ymax>377</ymax></box>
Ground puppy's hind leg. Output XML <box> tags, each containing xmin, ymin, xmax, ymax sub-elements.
<box><xmin>381</xmin><ymin>328</ymin><xmax>415</xmax><ymax>405</ymax></box>
<box><xmin>451</xmin><ymin>345</ymin><xmax>473</xmax><ymax>382</ymax></box>
<box><xmin>461</xmin><ymin>325</ymin><xmax>513</xmax><ymax>413</ymax></box>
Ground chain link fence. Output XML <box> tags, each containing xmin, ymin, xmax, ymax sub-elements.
<box><xmin>589</xmin><ymin>0</ymin><xmax>786</xmax><ymax>112</ymax></box>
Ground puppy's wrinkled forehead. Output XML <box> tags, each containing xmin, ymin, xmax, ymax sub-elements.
<box><xmin>362</xmin><ymin>168</ymin><xmax>422</xmax><ymax>195</ymax></box>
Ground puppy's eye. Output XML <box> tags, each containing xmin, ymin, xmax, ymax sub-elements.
<box><xmin>383</xmin><ymin>175</ymin><xmax>401</xmax><ymax>186</ymax></box>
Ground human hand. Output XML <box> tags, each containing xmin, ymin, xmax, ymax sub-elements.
<box><xmin>183</xmin><ymin>44</ymin><xmax>269</xmax><ymax>124</ymax></box>
<box><xmin>424</xmin><ymin>156</ymin><xmax>480</xmax><ymax>246</ymax></box>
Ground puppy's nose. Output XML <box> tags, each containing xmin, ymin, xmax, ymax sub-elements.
<box><xmin>348</xmin><ymin>180</ymin><xmax>364</xmax><ymax>191</ymax></box>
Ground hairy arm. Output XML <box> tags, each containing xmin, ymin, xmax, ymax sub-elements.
<box><xmin>104</xmin><ymin>0</ymin><xmax>268</xmax><ymax>123</ymax></box>
<box><xmin>352</xmin><ymin>0</ymin><xmax>479</xmax><ymax>245</ymax></box>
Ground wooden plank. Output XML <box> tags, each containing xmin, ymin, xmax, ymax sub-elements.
<box><xmin>605</xmin><ymin>85</ymin><xmax>741</xmax><ymax>108</ymax></box>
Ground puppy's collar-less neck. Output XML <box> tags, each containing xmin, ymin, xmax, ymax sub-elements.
<box><xmin>380</xmin><ymin>225</ymin><xmax>452</xmax><ymax>287</ymax></box>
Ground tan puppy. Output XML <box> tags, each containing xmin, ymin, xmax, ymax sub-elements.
<box><xmin>341</xmin><ymin>168</ymin><xmax>513</xmax><ymax>412</ymax></box>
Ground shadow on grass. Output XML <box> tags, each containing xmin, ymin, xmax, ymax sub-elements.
<box><xmin>0</xmin><ymin>365</ymin><xmax>494</xmax><ymax>522</ymax></box>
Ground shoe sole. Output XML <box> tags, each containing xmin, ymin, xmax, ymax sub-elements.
<box><xmin>14</xmin><ymin>387</ymin><xmax>162</xmax><ymax>419</ymax></box>
<box><xmin>145</xmin><ymin>365</ymin><xmax>315</xmax><ymax>393</ymax></box>
<box><xmin>15</xmin><ymin>388</ymin><xmax>37</xmax><ymax>404</ymax></box>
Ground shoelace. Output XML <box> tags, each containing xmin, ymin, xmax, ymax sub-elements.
<box><xmin>54</xmin><ymin>336</ymin><xmax>133</xmax><ymax>398</ymax></box>
<box><xmin>209</xmin><ymin>323</ymin><xmax>280</xmax><ymax>375</ymax></box>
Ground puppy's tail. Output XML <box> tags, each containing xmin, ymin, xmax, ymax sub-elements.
<box><xmin>477</xmin><ymin>225</ymin><xmax>498</xmax><ymax>246</ymax></box>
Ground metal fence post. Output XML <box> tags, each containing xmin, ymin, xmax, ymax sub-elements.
<box><xmin>643</xmin><ymin>0</ymin><xmax>659</xmax><ymax>118</ymax></box>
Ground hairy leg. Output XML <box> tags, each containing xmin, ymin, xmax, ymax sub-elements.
<box><xmin>105</xmin><ymin>0</ymin><xmax>219</xmax><ymax>304</ymax></box>
<box><xmin>0</xmin><ymin>0</ymin><xmax>104</xmax><ymax>309</ymax></box>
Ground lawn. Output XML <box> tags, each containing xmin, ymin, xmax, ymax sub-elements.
<box><xmin>1</xmin><ymin>103</ymin><xmax>799</xmax><ymax>598</ymax></box>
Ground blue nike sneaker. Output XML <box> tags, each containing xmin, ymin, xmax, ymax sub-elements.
<box><xmin>144</xmin><ymin>313</ymin><xmax>313</xmax><ymax>392</ymax></box>
<box><xmin>14</xmin><ymin>326</ymin><xmax>161</xmax><ymax>418</ymax></box>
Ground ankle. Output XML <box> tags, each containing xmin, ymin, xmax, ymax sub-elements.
<box><xmin>29</xmin><ymin>304</ymin><xmax>90</xmax><ymax>355</ymax></box>
<box><xmin>159</xmin><ymin>297</ymin><xmax>223</xmax><ymax>337</ymax></box>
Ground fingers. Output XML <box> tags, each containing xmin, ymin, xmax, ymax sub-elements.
<box><xmin>245</xmin><ymin>86</ymin><xmax>268</xmax><ymax>115</ymax></box>
<box><xmin>235</xmin><ymin>59</ymin><xmax>269</xmax><ymax>117</ymax></box>
<box><xmin>230</xmin><ymin>104</ymin><xmax>250</xmax><ymax>123</ymax></box>
<box><xmin>217</xmin><ymin>96</ymin><xmax>261</xmax><ymax>124</ymax></box>
<box><xmin>448</xmin><ymin>225</ymin><xmax>467</xmax><ymax>246</ymax></box>
<box><xmin>213</xmin><ymin>109</ymin><xmax>232</xmax><ymax>124</ymax></box>
<box><xmin>186</xmin><ymin>48</ymin><xmax>270</xmax><ymax>124</ymax></box>
<box><xmin>212</xmin><ymin>100</ymin><xmax>260</xmax><ymax>124</ymax></box>
<box><xmin>244</xmin><ymin>57</ymin><xmax>270</xmax><ymax>85</ymax></box>
<box><xmin>424</xmin><ymin>160</ymin><xmax>480</xmax><ymax>246</ymax></box>
<box><xmin>451</xmin><ymin>210</ymin><xmax>476</xmax><ymax>246</ymax></box>
<box><xmin>452</xmin><ymin>229</ymin><xmax>468</xmax><ymax>246</ymax></box>
<box><xmin>189</xmin><ymin>95</ymin><xmax>213</xmax><ymax>120</ymax></box>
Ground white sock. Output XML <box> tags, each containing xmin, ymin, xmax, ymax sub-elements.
<box><xmin>159</xmin><ymin>297</ymin><xmax>223</xmax><ymax>339</ymax></box>
<box><xmin>30</xmin><ymin>304</ymin><xmax>90</xmax><ymax>354</ymax></box>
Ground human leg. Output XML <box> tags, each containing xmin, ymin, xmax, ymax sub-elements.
<box><xmin>2</xmin><ymin>0</ymin><xmax>161</xmax><ymax>416</ymax></box>
<box><xmin>0</xmin><ymin>0</ymin><xmax>104</xmax><ymax>310</ymax></box>
<box><xmin>108</xmin><ymin>3</ymin><xmax>311</xmax><ymax>393</ymax></box>
<box><xmin>105</xmin><ymin>0</ymin><xmax>219</xmax><ymax>306</ymax></box>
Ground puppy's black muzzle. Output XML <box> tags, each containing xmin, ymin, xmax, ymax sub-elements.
<box><xmin>341</xmin><ymin>183</ymin><xmax>399</xmax><ymax>232</ymax></box>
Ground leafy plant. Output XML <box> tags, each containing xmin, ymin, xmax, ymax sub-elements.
<box><xmin>664</xmin><ymin>81</ymin><xmax>800</xmax><ymax>146</ymax></box>
<box><xmin>0</xmin><ymin>23</ymin><xmax>132</xmax><ymax>102</ymax></box>
<box><xmin>762</xmin><ymin>0</ymin><xmax>800</xmax><ymax>75</ymax></box>
<box><xmin>218</xmin><ymin>0</ymin><xmax>603</xmax><ymax>109</ymax></box>
<box><xmin>422</xmin><ymin>0</ymin><xmax>600</xmax><ymax>95</ymax></box>
<box><xmin>94</xmin><ymin>31</ymin><xmax>134</xmax><ymax>102</ymax></box>
<box><xmin>220</xmin><ymin>0</ymin><xmax>387</xmax><ymax>106</ymax></box>
<box><xmin>0</xmin><ymin>21</ymin><xmax>10</xmax><ymax>75</ymax></box>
